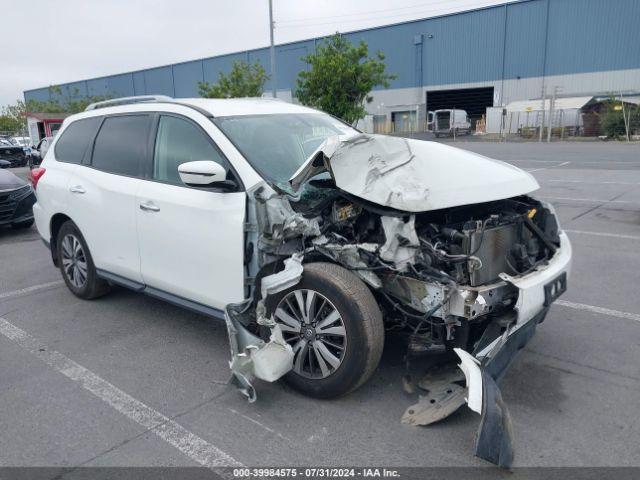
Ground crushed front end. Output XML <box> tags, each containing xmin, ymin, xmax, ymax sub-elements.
<box><xmin>223</xmin><ymin>134</ymin><xmax>572</xmax><ymax>467</ymax></box>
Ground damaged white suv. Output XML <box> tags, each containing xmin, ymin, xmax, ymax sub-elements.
<box><xmin>33</xmin><ymin>96</ymin><xmax>571</xmax><ymax>466</ymax></box>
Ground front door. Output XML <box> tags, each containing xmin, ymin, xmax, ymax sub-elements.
<box><xmin>135</xmin><ymin>113</ymin><xmax>246</xmax><ymax>311</ymax></box>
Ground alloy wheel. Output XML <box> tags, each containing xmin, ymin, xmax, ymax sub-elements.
<box><xmin>61</xmin><ymin>234</ymin><xmax>88</xmax><ymax>289</ymax></box>
<box><xmin>273</xmin><ymin>289</ymin><xmax>347</xmax><ymax>379</ymax></box>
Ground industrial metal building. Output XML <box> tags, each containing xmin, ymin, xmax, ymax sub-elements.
<box><xmin>24</xmin><ymin>0</ymin><xmax>640</xmax><ymax>132</ymax></box>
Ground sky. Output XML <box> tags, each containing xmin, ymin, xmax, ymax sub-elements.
<box><xmin>1</xmin><ymin>0</ymin><xmax>508</xmax><ymax>107</ymax></box>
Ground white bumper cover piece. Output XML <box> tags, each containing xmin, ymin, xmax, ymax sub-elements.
<box><xmin>455</xmin><ymin>231</ymin><xmax>572</xmax><ymax>467</ymax></box>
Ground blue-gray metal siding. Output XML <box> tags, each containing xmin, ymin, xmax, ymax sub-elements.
<box><xmin>24</xmin><ymin>0</ymin><xmax>640</xmax><ymax>102</ymax></box>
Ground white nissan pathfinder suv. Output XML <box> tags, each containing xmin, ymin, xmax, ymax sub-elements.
<box><xmin>32</xmin><ymin>96</ymin><xmax>571</xmax><ymax>466</ymax></box>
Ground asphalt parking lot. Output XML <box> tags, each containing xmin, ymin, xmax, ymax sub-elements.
<box><xmin>1</xmin><ymin>141</ymin><xmax>639</xmax><ymax>469</ymax></box>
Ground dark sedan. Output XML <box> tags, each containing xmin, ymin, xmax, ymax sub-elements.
<box><xmin>0</xmin><ymin>139</ymin><xmax>27</xmax><ymax>167</ymax></box>
<box><xmin>0</xmin><ymin>169</ymin><xmax>36</xmax><ymax>229</ymax></box>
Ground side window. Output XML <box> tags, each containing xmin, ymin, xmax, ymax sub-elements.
<box><xmin>54</xmin><ymin>117</ymin><xmax>101</xmax><ymax>164</ymax></box>
<box><xmin>92</xmin><ymin>115</ymin><xmax>151</xmax><ymax>177</ymax></box>
<box><xmin>153</xmin><ymin>115</ymin><xmax>227</xmax><ymax>185</ymax></box>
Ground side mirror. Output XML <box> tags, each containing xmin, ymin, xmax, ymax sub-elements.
<box><xmin>178</xmin><ymin>160</ymin><xmax>232</xmax><ymax>188</ymax></box>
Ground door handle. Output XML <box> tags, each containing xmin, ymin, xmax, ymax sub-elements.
<box><xmin>69</xmin><ymin>185</ymin><xmax>86</xmax><ymax>194</ymax></box>
<box><xmin>139</xmin><ymin>201</ymin><xmax>160</xmax><ymax>212</ymax></box>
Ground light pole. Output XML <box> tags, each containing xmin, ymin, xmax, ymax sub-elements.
<box><xmin>269</xmin><ymin>0</ymin><xmax>277</xmax><ymax>98</ymax></box>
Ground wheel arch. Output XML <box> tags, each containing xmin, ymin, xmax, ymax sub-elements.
<box><xmin>49</xmin><ymin>213</ymin><xmax>72</xmax><ymax>266</ymax></box>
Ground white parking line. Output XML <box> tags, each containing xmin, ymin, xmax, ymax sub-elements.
<box><xmin>527</xmin><ymin>161</ymin><xmax>571</xmax><ymax>173</ymax></box>
<box><xmin>509</xmin><ymin>159</ymin><xmax>638</xmax><ymax>166</ymax></box>
<box><xmin>0</xmin><ymin>280</ymin><xmax>64</xmax><ymax>300</ymax></box>
<box><xmin>0</xmin><ymin>316</ymin><xmax>242</xmax><ymax>468</ymax></box>
<box><xmin>564</xmin><ymin>229</ymin><xmax>640</xmax><ymax>241</ymax></box>
<box><xmin>539</xmin><ymin>195</ymin><xmax>639</xmax><ymax>204</ymax></box>
<box><xmin>555</xmin><ymin>300</ymin><xmax>640</xmax><ymax>323</ymax></box>
<box><xmin>545</xmin><ymin>180</ymin><xmax>640</xmax><ymax>185</ymax></box>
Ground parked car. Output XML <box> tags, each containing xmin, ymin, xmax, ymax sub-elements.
<box><xmin>10</xmin><ymin>136</ymin><xmax>32</xmax><ymax>157</ymax></box>
<box><xmin>0</xmin><ymin>159</ymin><xmax>11</xmax><ymax>169</ymax></box>
<box><xmin>29</xmin><ymin>136</ymin><xmax>53</xmax><ymax>167</ymax></box>
<box><xmin>433</xmin><ymin>109</ymin><xmax>472</xmax><ymax>137</ymax></box>
<box><xmin>32</xmin><ymin>96</ymin><xmax>571</xmax><ymax>467</ymax></box>
<box><xmin>0</xmin><ymin>168</ymin><xmax>36</xmax><ymax>228</ymax></box>
<box><xmin>0</xmin><ymin>138</ymin><xmax>27</xmax><ymax>167</ymax></box>
<box><xmin>10</xmin><ymin>136</ymin><xmax>30</xmax><ymax>147</ymax></box>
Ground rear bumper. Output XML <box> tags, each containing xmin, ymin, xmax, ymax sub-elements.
<box><xmin>456</xmin><ymin>231</ymin><xmax>572</xmax><ymax>467</ymax></box>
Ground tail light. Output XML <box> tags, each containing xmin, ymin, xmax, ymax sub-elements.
<box><xmin>29</xmin><ymin>167</ymin><xmax>46</xmax><ymax>189</ymax></box>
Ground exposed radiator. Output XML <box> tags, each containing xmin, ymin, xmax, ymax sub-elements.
<box><xmin>465</xmin><ymin>224</ymin><xmax>519</xmax><ymax>286</ymax></box>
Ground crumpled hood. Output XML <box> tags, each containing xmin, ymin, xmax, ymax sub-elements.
<box><xmin>289</xmin><ymin>134</ymin><xmax>539</xmax><ymax>212</ymax></box>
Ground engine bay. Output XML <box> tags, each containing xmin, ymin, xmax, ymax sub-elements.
<box><xmin>274</xmin><ymin>187</ymin><xmax>562</xmax><ymax>354</ymax></box>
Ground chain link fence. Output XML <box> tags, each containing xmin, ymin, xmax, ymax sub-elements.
<box><xmin>493</xmin><ymin>93</ymin><xmax>640</xmax><ymax>142</ymax></box>
<box><xmin>363</xmin><ymin>90</ymin><xmax>640</xmax><ymax>142</ymax></box>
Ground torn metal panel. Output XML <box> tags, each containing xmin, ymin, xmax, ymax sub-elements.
<box><xmin>288</xmin><ymin>135</ymin><xmax>342</xmax><ymax>192</ymax></box>
<box><xmin>449</xmin><ymin>282</ymin><xmax>517</xmax><ymax>320</ymax></box>
<box><xmin>254</xmin><ymin>187</ymin><xmax>320</xmax><ymax>244</ymax></box>
<box><xmin>381</xmin><ymin>274</ymin><xmax>449</xmax><ymax>317</ymax></box>
<box><xmin>260</xmin><ymin>254</ymin><xmax>304</xmax><ymax>303</ymax></box>
<box><xmin>382</xmin><ymin>274</ymin><xmax>515</xmax><ymax>320</ymax></box>
<box><xmin>379</xmin><ymin>215</ymin><xmax>420</xmax><ymax>269</ymax></box>
<box><xmin>310</xmin><ymin>236</ymin><xmax>382</xmax><ymax>289</ymax></box>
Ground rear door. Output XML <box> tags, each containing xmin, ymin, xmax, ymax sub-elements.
<box><xmin>65</xmin><ymin>114</ymin><xmax>153</xmax><ymax>282</ymax></box>
<box><xmin>135</xmin><ymin>113</ymin><xmax>246</xmax><ymax>311</ymax></box>
<box><xmin>33</xmin><ymin>119</ymin><xmax>99</xmax><ymax>237</ymax></box>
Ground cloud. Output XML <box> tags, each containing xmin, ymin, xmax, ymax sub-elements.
<box><xmin>1</xmin><ymin>0</ymin><xmax>506</xmax><ymax>107</ymax></box>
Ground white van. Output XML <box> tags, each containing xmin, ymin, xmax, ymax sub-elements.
<box><xmin>433</xmin><ymin>109</ymin><xmax>471</xmax><ymax>137</ymax></box>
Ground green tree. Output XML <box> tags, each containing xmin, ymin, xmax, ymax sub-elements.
<box><xmin>598</xmin><ymin>97</ymin><xmax>640</xmax><ymax>139</ymax></box>
<box><xmin>15</xmin><ymin>85</ymin><xmax>113</xmax><ymax>116</ymax></box>
<box><xmin>0</xmin><ymin>86</ymin><xmax>113</xmax><ymax>134</ymax></box>
<box><xmin>296</xmin><ymin>34</ymin><xmax>396</xmax><ymax>124</ymax></box>
<box><xmin>602</xmin><ymin>106</ymin><xmax>627</xmax><ymax>138</ymax></box>
<box><xmin>0</xmin><ymin>101</ymin><xmax>26</xmax><ymax>133</ymax></box>
<box><xmin>198</xmin><ymin>61</ymin><xmax>269</xmax><ymax>98</ymax></box>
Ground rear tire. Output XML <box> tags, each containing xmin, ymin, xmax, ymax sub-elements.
<box><xmin>266</xmin><ymin>262</ymin><xmax>384</xmax><ymax>399</ymax></box>
<box><xmin>57</xmin><ymin>220</ymin><xmax>110</xmax><ymax>299</ymax></box>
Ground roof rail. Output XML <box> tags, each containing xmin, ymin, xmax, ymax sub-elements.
<box><xmin>85</xmin><ymin>95</ymin><xmax>173</xmax><ymax>111</ymax></box>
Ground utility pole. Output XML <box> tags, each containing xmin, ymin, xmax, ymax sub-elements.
<box><xmin>547</xmin><ymin>87</ymin><xmax>557</xmax><ymax>143</ymax></box>
<box><xmin>620</xmin><ymin>92</ymin><xmax>630</xmax><ymax>143</ymax></box>
<box><xmin>269</xmin><ymin>0</ymin><xmax>277</xmax><ymax>98</ymax></box>
<box><xmin>538</xmin><ymin>86</ymin><xmax>546</xmax><ymax>143</ymax></box>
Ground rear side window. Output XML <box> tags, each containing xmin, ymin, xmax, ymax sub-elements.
<box><xmin>54</xmin><ymin>117</ymin><xmax>102</xmax><ymax>164</ymax></box>
<box><xmin>91</xmin><ymin>115</ymin><xmax>151</xmax><ymax>176</ymax></box>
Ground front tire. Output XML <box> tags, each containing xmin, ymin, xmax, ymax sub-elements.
<box><xmin>266</xmin><ymin>262</ymin><xmax>384</xmax><ymax>399</ymax></box>
<box><xmin>57</xmin><ymin>221</ymin><xmax>110</xmax><ymax>299</ymax></box>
